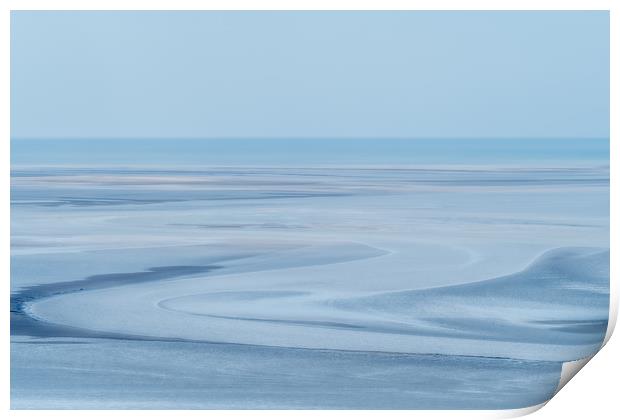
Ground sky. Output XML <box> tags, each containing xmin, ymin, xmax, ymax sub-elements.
<box><xmin>11</xmin><ymin>11</ymin><xmax>609</xmax><ymax>140</ymax></box>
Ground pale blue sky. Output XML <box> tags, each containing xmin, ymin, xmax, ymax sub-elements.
<box><xmin>11</xmin><ymin>11</ymin><xmax>609</xmax><ymax>139</ymax></box>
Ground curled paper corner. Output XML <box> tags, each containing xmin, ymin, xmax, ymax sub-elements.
<box><xmin>492</xmin><ymin>402</ymin><xmax>548</xmax><ymax>419</ymax></box>
<box><xmin>495</xmin><ymin>356</ymin><xmax>598</xmax><ymax>420</ymax></box>
<box><xmin>550</xmin><ymin>305</ymin><xmax>616</xmax><ymax>400</ymax></box>
<box><xmin>555</xmin><ymin>356</ymin><xmax>595</xmax><ymax>395</ymax></box>
<box><xmin>507</xmin><ymin>272</ymin><xmax>616</xmax><ymax>416</ymax></box>
<box><xmin>494</xmin><ymin>356</ymin><xmax>601</xmax><ymax>419</ymax></box>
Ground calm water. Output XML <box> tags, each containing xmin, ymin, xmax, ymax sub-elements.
<box><xmin>11</xmin><ymin>138</ymin><xmax>609</xmax><ymax>166</ymax></box>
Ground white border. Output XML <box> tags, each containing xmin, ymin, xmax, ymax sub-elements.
<box><xmin>2</xmin><ymin>1</ymin><xmax>616</xmax><ymax>419</ymax></box>
<box><xmin>0</xmin><ymin>0</ymin><xmax>615</xmax><ymax>11</ymax></box>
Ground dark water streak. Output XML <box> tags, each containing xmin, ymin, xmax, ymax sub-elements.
<box><xmin>11</xmin><ymin>265</ymin><xmax>220</xmax><ymax>339</ymax></box>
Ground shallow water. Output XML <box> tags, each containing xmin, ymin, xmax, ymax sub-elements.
<box><xmin>10</xmin><ymin>138</ymin><xmax>609</xmax><ymax>409</ymax></box>
<box><xmin>11</xmin><ymin>339</ymin><xmax>562</xmax><ymax>409</ymax></box>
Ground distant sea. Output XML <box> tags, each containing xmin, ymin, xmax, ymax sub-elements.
<box><xmin>11</xmin><ymin>138</ymin><xmax>609</xmax><ymax>167</ymax></box>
